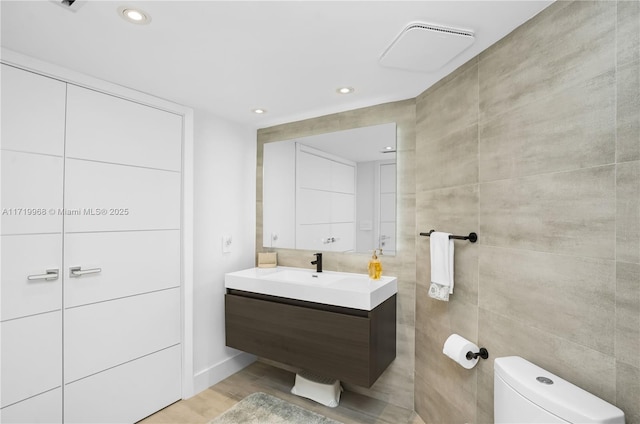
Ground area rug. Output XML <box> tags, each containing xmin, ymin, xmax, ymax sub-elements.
<box><xmin>210</xmin><ymin>392</ymin><xmax>343</xmax><ymax>424</ymax></box>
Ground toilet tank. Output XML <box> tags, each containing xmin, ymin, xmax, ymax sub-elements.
<box><xmin>494</xmin><ymin>356</ymin><xmax>625</xmax><ymax>424</ymax></box>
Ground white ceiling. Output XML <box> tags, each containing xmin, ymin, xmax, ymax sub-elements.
<box><xmin>1</xmin><ymin>1</ymin><xmax>553</xmax><ymax>129</ymax></box>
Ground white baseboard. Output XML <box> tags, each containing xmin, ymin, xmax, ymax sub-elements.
<box><xmin>191</xmin><ymin>352</ymin><xmax>256</xmax><ymax>396</ymax></box>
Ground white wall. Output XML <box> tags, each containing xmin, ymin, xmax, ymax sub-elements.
<box><xmin>192</xmin><ymin>110</ymin><xmax>257</xmax><ymax>394</ymax></box>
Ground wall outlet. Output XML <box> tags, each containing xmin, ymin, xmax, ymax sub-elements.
<box><xmin>222</xmin><ymin>235</ymin><xmax>232</xmax><ymax>253</ymax></box>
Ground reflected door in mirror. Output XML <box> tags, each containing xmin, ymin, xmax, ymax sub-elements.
<box><xmin>378</xmin><ymin>162</ymin><xmax>396</xmax><ymax>255</ymax></box>
<box><xmin>296</xmin><ymin>145</ymin><xmax>355</xmax><ymax>252</ymax></box>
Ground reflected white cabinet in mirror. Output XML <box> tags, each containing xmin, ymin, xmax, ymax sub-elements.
<box><xmin>263</xmin><ymin>122</ymin><xmax>397</xmax><ymax>255</ymax></box>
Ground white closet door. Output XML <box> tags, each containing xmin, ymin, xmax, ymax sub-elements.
<box><xmin>0</xmin><ymin>388</ymin><xmax>62</xmax><ymax>424</ymax></box>
<box><xmin>64</xmin><ymin>159</ymin><xmax>180</xmax><ymax>233</ymax></box>
<box><xmin>64</xmin><ymin>230</ymin><xmax>180</xmax><ymax>308</ymax></box>
<box><xmin>64</xmin><ymin>346</ymin><xmax>181</xmax><ymax>424</ymax></box>
<box><xmin>1</xmin><ymin>63</ymin><xmax>184</xmax><ymax>423</ymax></box>
<box><xmin>64</xmin><ymin>288</ymin><xmax>180</xmax><ymax>383</ymax></box>
<box><xmin>63</xmin><ymin>82</ymin><xmax>183</xmax><ymax>423</ymax></box>
<box><xmin>1</xmin><ymin>233</ymin><xmax>62</xmax><ymax>320</ymax></box>
<box><xmin>65</xmin><ymin>85</ymin><xmax>182</xmax><ymax>171</ymax></box>
<box><xmin>1</xmin><ymin>312</ymin><xmax>62</xmax><ymax>408</ymax></box>
<box><xmin>1</xmin><ymin>151</ymin><xmax>63</xmax><ymax>235</ymax></box>
<box><xmin>1</xmin><ymin>65</ymin><xmax>65</xmax><ymax>424</ymax></box>
<box><xmin>1</xmin><ymin>64</ymin><xmax>66</xmax><ymax>156</ymax></box>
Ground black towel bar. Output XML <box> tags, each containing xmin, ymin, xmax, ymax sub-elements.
<box><xmin>419</xmin><ymin>230</ymin><xmax>478</xmax><ymax>243</ymax></box>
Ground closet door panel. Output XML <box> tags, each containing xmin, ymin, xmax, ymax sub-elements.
<box><xmin>1</xmin><ymin>234</ymin><xmax>62</xmax><ymax>320</ymax></box>
<box><xmin>1</xmin><ymin>151</ymin><xmax>63</xmax><ymax>235</ymax></box>
<box><xmin>64</xmin><ymin>345</ymin><xmax>181</xmax><ymax>424</ymax></box>
<box><xmin>1</xmin><ymin>64</ymin><xmax>66</xmax><ymax>156</ymax></box>
<box><xmin>64</xmin><ymin>288</ymin><xmax>180</xmax><ymax>383</ymax></box>
<box><xmin>0</xmin><ymin>388</ymin><xmax>62</xmax><ymax>424</ymax></box>
<box><xmin>65</xmin><ymin>85</ymin><xmax>182</xmax><ymax>171</ymax></box>
<box><xmin>0</xmin><ymin>311</ymin><xmax>62</xmax><ymax>408</ymax></box>
<box><xmin>64</xmin><ymin>230</ymin><xmax>180</xmax><ymax>308</ymax></box>
<box><xmin>64</xmin><ymin>159</ymin><xmax>180</xmax><ymax>232</ymax></box>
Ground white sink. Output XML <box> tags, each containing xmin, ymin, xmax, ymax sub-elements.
<box><xmin>224</xmin><ymin>266</ymin><xmax>397</xmax><ymax>311</ymax></box>
<box><xmin>261</xmin><ymin>269</ymin><xmax>344</xmax><ymax>285</ymax></box>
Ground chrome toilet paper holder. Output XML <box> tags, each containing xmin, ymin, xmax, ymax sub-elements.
<box><xmin>466</xmin><ymin>347</ymin><xmax>489</xmax><ymax>361</ymax></box>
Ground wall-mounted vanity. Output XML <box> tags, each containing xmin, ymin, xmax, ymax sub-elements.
<box><xmin>262</xmin><ymin>122</ymin><xmax>397</xmax><ymax>255</ymax></box>
<box><xmin>224</xmin><ymin>267</ymin><xmax>397</xmax><ymax>387</ymax></box>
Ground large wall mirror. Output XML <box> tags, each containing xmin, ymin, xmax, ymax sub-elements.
<box><xmin>263</xmin><ymin>122</ymin><xmax>397</xmax><ymax>255</ymax></box>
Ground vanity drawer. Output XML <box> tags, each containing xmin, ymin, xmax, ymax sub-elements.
<box><xmin>225</xmin><ymin>292</ymin><xmax>396</xmax><ymax>387</ymax></box>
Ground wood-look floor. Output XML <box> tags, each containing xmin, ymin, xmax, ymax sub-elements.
<box><xmin>139</xmin><ymin>361</ymin><xmax>425</xmax><ymax>424</ymax></box>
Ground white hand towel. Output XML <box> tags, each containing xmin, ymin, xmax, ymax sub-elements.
<box><xmin>428</xmin><ymin>232</ymin><xmax>454</xmax><ymax>301</ymax></box>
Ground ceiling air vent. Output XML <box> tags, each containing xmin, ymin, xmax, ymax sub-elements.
<box><xmin>379</xmin><ymin>22</ymin><xmax>475</xmax><ymax>73</ymax></box>
<box><xmin>50</xmin><ymin>0</ymin><xmax>86</xmax><ymax>12</ymax></box>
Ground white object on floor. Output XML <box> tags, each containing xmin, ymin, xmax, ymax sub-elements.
<box><xmin>291</xmin><ymin>371</ymin><xmax>342</xmax><ymax>408</ymax></box>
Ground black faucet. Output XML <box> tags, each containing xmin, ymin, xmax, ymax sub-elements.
<box><xmin>311</xmin><ymin>253</ymin><xmax>323</xmax><ymax>273</ymax></box>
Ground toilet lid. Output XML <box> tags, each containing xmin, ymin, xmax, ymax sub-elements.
<box><xmin>494</xmin><ymin>357</ymin><xmax>624</xmax><ymax>424</ymax></box>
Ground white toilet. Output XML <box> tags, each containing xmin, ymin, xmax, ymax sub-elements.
<box><xmin>494</xmin><ymin>356</ymin><xmax>625</xmax><ymax>423</ymax></box>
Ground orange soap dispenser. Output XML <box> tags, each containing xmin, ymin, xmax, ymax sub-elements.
<box><xmin>368</xmin><ymin>249</ymin><xmax>382</xmax><ymax>280</ymax></box>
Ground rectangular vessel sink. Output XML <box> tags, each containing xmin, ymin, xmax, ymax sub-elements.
<box><xmin>261</xmin><ymin>269</ymin><xmax>344</xmax><ymax>285</ymax></box>
<box><xmin>225</xmin><ymin>266</ymin><xmax>397</xmax><ymax>311</ymax></box>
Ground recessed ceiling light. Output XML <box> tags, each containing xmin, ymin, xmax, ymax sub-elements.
<box><xmin>336</xmin><ymin>87</ymin><xmax>355</xmax><ymax>94</ymax></box>
<box><xmin>117</xmin><ymin>6</ymin><xmax>151</xmax><ymax>25</ymax></box>
<box><xmin>252</xmin><ymin>108</ymin><xmax>267</xmax><ymax>114</ymax></box>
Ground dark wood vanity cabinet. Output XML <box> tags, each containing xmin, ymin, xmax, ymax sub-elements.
<box><xmin>225</xmin><ymin>290</ymin><xmax>396</xmax><ymax>387</ymax></box>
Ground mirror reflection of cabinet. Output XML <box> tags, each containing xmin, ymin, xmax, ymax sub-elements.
<box><xmin>262</xmin><ymin>122</ymin><xmax>396</xmax><ymax>254</ymax></box>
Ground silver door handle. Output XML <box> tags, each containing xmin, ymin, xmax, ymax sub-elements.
<box><xmin>69</xmin><ymin>266</ymin><xmax>102</xmax><ymax>278</ymax></box>
<box><xmin>27</xmin><ymin>268</ymin><xmax>59</xmax><ymax>281</ymax></box>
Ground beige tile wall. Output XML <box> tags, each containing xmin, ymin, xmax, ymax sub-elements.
<box><xmin>254</xmin><ymin>0</ymin><xmax>639</xmax><ymax>420</ymax></box>
<box><xmin>415</xmin><ymin>1</ymin><xmax>640</xmax><ymax>423</ymax></box>
<box><xmin>256</xmin><ymin>100</ymin><xmax>417</xmax><ymax>409</ymax></box>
